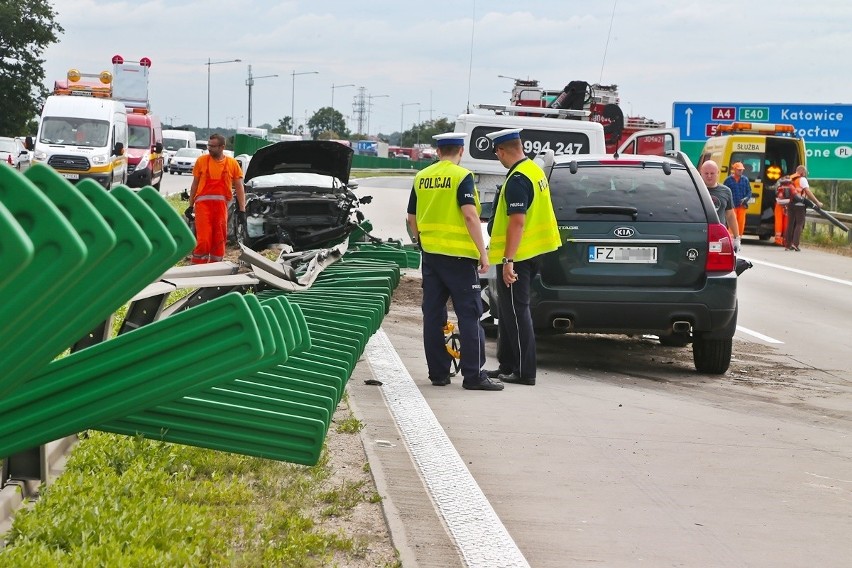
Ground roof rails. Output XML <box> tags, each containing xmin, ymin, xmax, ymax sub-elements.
<box><xmin>474</xmin><ymin>104</ymin><xmax>590</xmax><ymax>119</ymax></box>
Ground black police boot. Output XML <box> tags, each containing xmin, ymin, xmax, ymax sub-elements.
<box><xmin>498</xmin><ymin>372</ymin><xmax>536</xmax><ymax>386</ymax></box>
<box><xmin>462</xmin><ymin>377</ymin><xmax>504</xmax><ymax>391</ymax></box>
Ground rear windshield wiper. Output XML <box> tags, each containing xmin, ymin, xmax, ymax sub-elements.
<box><xmin>576</xmin><ymin>205</ymin><xmax>639</xmax><ymax>220</ymax></box>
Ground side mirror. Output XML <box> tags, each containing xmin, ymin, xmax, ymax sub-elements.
<box><xmin>348</xmin><ymin>181</ymin><xmax>360</xmax><ymax>190</ymax></box>
<box><xmin>114</xmin><ymin>142</ymin><xmax>124</xmax><ymax>156</ymax></box>
<box><xmin>19</xmin><ymin>149</ymin><xmax>28</xmax><ymax>156</ymax></box>
<box><xmin>154</xmin><ymin>142</ymin><xmax>163</xmax><ymax>154</ymax></box>
<box><xmin>359</xmin><ymin>195</ymin><xmax>372</xmax><ymax>204</ymax></box>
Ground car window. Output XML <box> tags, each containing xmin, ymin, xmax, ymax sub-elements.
<box><xmin>175</xmin><ymin>148</ymin><xmax>203</xmax><ymax>158</ymax></box>
<box><xmin>549</xmin><ymin>164</ymin><xmax>707</xmax><ymax>222</ymax></box>
<box><xmin>128</xmin><ymin>125</ymin><xmax>151</xmax><ymax>148</ymax></box>
<box><xmin>40</xmin><ymin>117</ymin><xmax>109</xmax><ymax>146</ymax></box>
<box><xmin>248</xmin><ymin>172</ymin><xmax>339</xmax><ymax>191</ymax></box>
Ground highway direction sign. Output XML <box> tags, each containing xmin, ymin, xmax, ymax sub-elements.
<box><xmin>673</xmin><ymin>102</ymin><xmax>852</xmax><ymax>180</ymax></box>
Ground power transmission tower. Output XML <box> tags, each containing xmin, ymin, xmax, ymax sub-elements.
<box><xmin>353</xmin><ymin>87</ymin><xmax>367</xmax><ymax>135</ymax></box>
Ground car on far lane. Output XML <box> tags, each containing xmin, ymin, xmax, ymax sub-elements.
<box><xmin>169</xmin><ymin>147</ymin><xmax>204</xmax><ymax>175</ymax></box>
<box><xmin>0</xmin><ymin>136</ymin><xmax>31</xmax><ymax>171</ymax></box>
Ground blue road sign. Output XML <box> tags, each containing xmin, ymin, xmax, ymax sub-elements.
<box><xmin>672</xmin><ymin>102</ymin><xmax>852</xmax><ymax>179</ymax></box>
<box><xmin>672</xmin><ymin>102</ymin><xmax>852</xmax><ymax>142</ymax></box>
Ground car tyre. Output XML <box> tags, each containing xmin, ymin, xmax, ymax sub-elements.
<box><xmin>692</xmin><ymin>335</ymin><xmax>732</xmax><ymax>374</ymax></box>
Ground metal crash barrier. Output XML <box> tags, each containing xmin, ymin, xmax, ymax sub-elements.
<box><xmin>1</xmin><ymin>163</ymin><xmax>415</xmax><ymax>489</ymax></box>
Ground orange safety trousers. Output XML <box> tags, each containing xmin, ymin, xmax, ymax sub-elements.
<box><xmin>773</xmin><ymin>203</ymin><xmax>788</xmax><ymax>247</ymax></box>
<box><xmin>734</xmin><ymin>206</ymin><xmax>747</xmax><ymax>238</ymax></box>
<box><xmin>192</xmin><ymin>199</ymin><xmax>227</xmax><ymax>264</ymax></box>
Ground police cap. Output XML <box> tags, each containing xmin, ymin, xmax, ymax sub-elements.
<box><xmin>485</xmin><ymin>128</ymin><xmax>523</xmax><ymax>146</ymax></box>
<box><xmin>432</xmin><ymin>132</ymin><xmax>467</xmax><ymax>147</ymax></box>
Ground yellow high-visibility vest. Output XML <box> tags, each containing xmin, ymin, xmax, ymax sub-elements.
<box><xmin>414</xmin><ymin>160</ymin><xmax>481</xmax><ymax>259</ymax></box>
<box><xmin>488</xmin><ymin>158</ymin><xmax>561</xmax><ymax>263</ymax></box>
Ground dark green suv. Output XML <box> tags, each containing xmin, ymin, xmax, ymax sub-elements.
<box><xmin>488</xmin><ymin>153</ymin><xmax>738</xmax><ymax>374</ymax></box>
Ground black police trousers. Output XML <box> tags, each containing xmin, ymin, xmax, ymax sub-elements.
<box><xmin>421</xmin><ymin>251</ymin><xmax>486</xmax><ymax>383</ymax></box>
<box><xmin>495</xmin><ymin>257</ymin><xmax>541</xmax><ymax>380</ymax></box>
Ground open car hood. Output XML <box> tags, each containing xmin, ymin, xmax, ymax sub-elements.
<box><xmin>244</xmin><ymin>140</ymin><xmax>353</xmax><ymax>185</ymax></box>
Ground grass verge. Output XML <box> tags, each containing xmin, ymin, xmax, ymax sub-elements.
<box><xmin>1</xmin><ymin>402</ymin><xmax>399</xmax><ymax>567</ymax></box>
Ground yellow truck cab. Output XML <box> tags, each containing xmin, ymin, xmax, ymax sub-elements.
<box><xmin>33</xmin><ymin>69</ymin><xmax>128</xmax><ymax>190</ymax></box>
<box><xmin>696</xmin><ymin>122</ymin><xmax>806</xmax><ymax>239</ymax></box>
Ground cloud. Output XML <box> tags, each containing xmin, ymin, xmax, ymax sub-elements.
<box><xmin>38</xmin><ymin>0</ymin><xmax>852</xmax><ymax>135</ymax></box>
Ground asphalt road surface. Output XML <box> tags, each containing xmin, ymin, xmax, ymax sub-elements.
<box><xmin>349</xmin><ymin>175</ymin><xmax>852</xmax><ymax>568</ymax></box>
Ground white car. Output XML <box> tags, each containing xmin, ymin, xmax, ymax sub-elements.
<box><xmin>169</xmin><ymin>147</ymin><xmax>204</xmax><ymax>175</ymax></box>
<box><xmin>0</xmin><ymin>137</ymin><xmax>31</xmax><ymax>171</ymax></box>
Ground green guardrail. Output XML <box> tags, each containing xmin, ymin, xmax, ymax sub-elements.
<box><xmin>0</xmin><ymin>162</ymin><xmax>409</xmax><ymax>469</ymax></box>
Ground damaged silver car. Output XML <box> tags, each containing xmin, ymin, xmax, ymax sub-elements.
<box><xmin>228</xmin><ymin>140</ymin><xmax>371</xmax><ymax>250</ymax></box>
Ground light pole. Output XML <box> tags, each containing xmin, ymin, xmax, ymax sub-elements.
<box><xmin>166</xmin><ymin>115</ymin><xmax>179</xmax><ymax>127</ymax></box>
<box><xmin>246</xmin><ymin>65</ymin><xmax>278</xmax><ymax>127</ymax></box>
<box><xmin>400</xmin><ymin>102</ymin><xmax>420</xmax><ymax>147</ymax></box>
<box><xmin>366</xmin><ymin>94</ymin><xmax>389</xmax><ymax>136</ymax></box>
<box><xmin>331</xmin><ymin>83</ymin><xmax>354</xmax><ymax>135</ymax></box>
<box><xmin>291</xmin><ymin>70</ymin><xmax>318</xmax><ymax>134</ymax></box>
<box><xmin>205</xmin><ymin>57</ymin><xmax>241</xmax><ymax>131</ymax></box>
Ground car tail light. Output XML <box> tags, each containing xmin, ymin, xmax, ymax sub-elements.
<box><xmin>706</xmin><ymin>223</ymin><xmax>735</xmax><ymax>273</ymax></box>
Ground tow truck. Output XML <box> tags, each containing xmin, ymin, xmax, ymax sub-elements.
<box><xmin>696</xmin><ymin>121</ymin><xmax>806</xmax><ymax>239</ymax></box>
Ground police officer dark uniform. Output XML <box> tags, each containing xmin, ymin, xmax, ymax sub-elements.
<box><xmin>485</xmin><ymin>128</ymin><xmax>562</xmax><ymax>386</ymax></box>
<box><xmin>406</xmin><ymin>132</ymin><xmax>503</xmax><ymax>391</ymax></box>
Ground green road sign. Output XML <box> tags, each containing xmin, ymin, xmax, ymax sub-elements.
<box><xmin>738</xmin><ymin>107</ymin><xmax>769</xmax><ymax>121</ymax></box>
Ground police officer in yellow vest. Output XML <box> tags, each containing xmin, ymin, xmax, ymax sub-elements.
<box><xmin>406</xmin><ymin>133</ymin><xmax>503</xmax><ymax>391</ymax></box>
<box><xmin>485</xmin><ymin>128</ymin><xmax>562</xmax><ymax>386</ymax></box>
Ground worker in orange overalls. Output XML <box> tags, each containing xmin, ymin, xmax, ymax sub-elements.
<box><xmin>187</xmin><ymin>133</ymin><xmax>246</xmax><ymax>264</ymax></box>
<box><xmin>765</xmin><ymin>164</ymin><xmax>786</xmax><ymax>246</ymax></box>
<box><xmin>773</xmin><ymin>175</ymin><xmax>793</xmax><ymax>247</ymax></box>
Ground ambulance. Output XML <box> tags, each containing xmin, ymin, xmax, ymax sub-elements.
<box><xmin>696</xmin><ymin>122</ymin><xmax>806</xmax><ymax>239</ymax></box>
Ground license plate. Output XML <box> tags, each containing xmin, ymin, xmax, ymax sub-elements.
<box><xmin>61</xmin><ymin>173</ymin><xmax>80</xmax><ymax>180</ymax></box>
<box><xmin>589</xmin><ymin>246</ymin><xmax>657</xmax><ymax>263</ymax></box>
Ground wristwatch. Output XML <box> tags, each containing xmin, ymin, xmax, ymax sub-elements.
<box><xmin>502</xmin><ymin>257</ymin><xmax>513</xmax><ymax>263</ymax></box>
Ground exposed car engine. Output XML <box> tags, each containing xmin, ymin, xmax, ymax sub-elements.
<box><xmin>225</xmin><ymin>140</ymin><xmax>372</xmax><ymax>251</ymax></box>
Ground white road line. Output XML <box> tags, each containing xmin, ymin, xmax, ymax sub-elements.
<box><xmin>743</xmin><ymin>257</ymin><xmax>852</xmax><ymax>287</ymax></box>
<box><xmin>736</xmin><ymin>325</ymin><xmax>784</xmax><ymax>344</ymax></box>
<box><xmin>365</xmin><ymin>329</ymin><xmax>530</xmax><ymax>568</ymax></box>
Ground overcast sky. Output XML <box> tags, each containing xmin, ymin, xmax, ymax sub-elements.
<box><xmin>41</xmin><ymin>0</ymin><xmax>852</xmax><ymax>138</ymax></box>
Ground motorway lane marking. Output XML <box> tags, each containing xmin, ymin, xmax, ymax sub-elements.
<box><xmin>736</xmin><ymin>325</ymin><xmax>784</xmax><ymax>344</ymax></box>
<box><xmin>743</xmin><ymin>257</ymin><xmax>852</xmax><ymax>287</ymax></box>
<box><xmin>365</xmin><ymin>329</ymin><xmax>531</xmax><ymax>568</ymax></box>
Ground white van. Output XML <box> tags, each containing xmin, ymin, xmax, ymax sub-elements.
<box><xmin>455</xmin><ymin>110</ymin><xmax>607</xmax><ymax>207</ymax></box>
<box><xmin>162</xmin><ymin>129</ymin><xmax>197</xmax><ymax>171</ymax></box>
<box><xmin>33</xmin><ymin>95</ymin><xmax>129</xmax><ymax>189</ymax></box>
